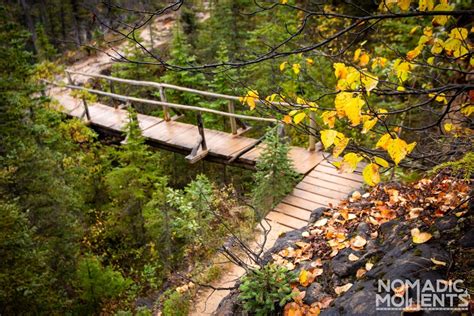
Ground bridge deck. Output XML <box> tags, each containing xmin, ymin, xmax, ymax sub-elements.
<box><xmin>51</xmin><ymin>87</ymin><xmax>324</xmax><ymax>174</ymax></box>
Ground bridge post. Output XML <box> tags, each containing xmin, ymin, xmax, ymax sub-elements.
<box><xmin>308</xmin><ymin>111</ymin><xmax>316</xmax><ymax>151</ymax></box>
<box><xmin>66</xmin><ymin>71</ymin><xmax>75</xmax><ymax>85</ymax></box>
<box><xmin>109</xmin><ymin>79</ymin><xmax>118</xmax><ymax>109</ymax></box>
<box><xmin>81</xmin><ymin>97</ymin><xmax>91</xmax><ymax>122</ymax></box>
<box><xmin>158</xmin><ymin>86</ymin><xmax>171</xmax><ymax>121</ymax></box>
<box><xmin>227</xmin><ymin>101</ymin><xmax>237</xmax><ymax>135</ymax></box>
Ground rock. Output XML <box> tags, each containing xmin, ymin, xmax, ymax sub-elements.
<box><xmin>261</xmin><ymin>227</ymin><xmax>306</xmax><ymax>265</ymax></box>
<box><xmin>310</xmin><ymin>207</ymin><xmax>328</xmax><ymax>224</ymax></box>
<box><xmin>330</xmin><ymin>248</ymin><xmax>365</xmax><ymax>277</ymax></box>
<box><xmin>356</xmin><ymin>222</ymin><xmax>370</xmax><ymax>239</ymax></box>
<box><xmin>435</xmin><ymin>215</ymin><xmax>457</xmax><ymax>231</ymax></box>
<box><xmin>214</xmin><ymin>290</ymin><xmax>242</xmax><ymax>316</ymax></box>
<box><xmin>459</xmin><ymin>228</ymin><xmax>474</xmax><ymax>248</ymax></box>
<box><xmin>303</xmin><ymin>282</ymin><xmax>329</xmax><ymax>305</ymax></box>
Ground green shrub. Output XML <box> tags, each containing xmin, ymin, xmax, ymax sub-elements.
<box><xmin>252</xmin><ymin>127</ymin><xmax>300</xmax><ymax>217</ymax></box>
<box><xmin>162</xmin><ymin>289</ymin><xmax>191</xmax><ymax>316</ymax></box>
<box><xmin>239</xmin><ymin>264</ymin><xmax>297</xmax><ymax>315</ymax></box>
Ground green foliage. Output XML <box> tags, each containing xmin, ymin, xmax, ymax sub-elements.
<box><xmin>432</xmin><ymin>152</ymin><xmax>474</xmax><ymax>179</ymax></box>
<box><xmin>161</xmin><ymin>289</ymin><xmax>191</xmax><ymax>316</ymax></box>
<box><xmin>75</xmin><ymin>255</ymin><xmax>132</xmax><ymax>312</ymax></box>
<box><xmin>252</xmin><ymin>127</ymin><xmax>300</xmax><ymax>217</ymax></box>
<box><xmin>239</xmin><ymin>264</ymin><xmax>296</xmax><ymax>315</ymax></box>
<box><xmin>35</xmin><ymin>23</ymin><xmax>56</xmax><ymax>60</ymax></box>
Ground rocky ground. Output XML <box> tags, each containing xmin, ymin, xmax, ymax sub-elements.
<box><xmin>216</xmin><ymin>171</ymin><xmax>473</xmax><ymax>315</ymax></box>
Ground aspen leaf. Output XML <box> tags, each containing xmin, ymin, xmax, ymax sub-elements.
<box><xmin>419</xmin><ymin>0</ymin><xmax>434</xmax><ymax>11</ymax></box>
<box><xmin>241</xmin><ymin>90</ymin><xmax>259</xmax><ymax>110</ymax></box>
<box><xmin>365</xmin><ymin>262</ymin><xmax>374</xmax><ymax>271</ymax></box>
<box><xmin>376</xmin><ymin>133</ymin><xmax>393</xmax><ymax>150</ymax></box>
<box><xmin>449</xmin><ymin>28</ymin><xmax>468</xmax><ymax>41</ymax></box>
<box><xmin>284</xmin><ymin>302</ymin><xmax>302</xmax><ymax>316</ymax></box>
<box><xmin>356</xmin><ymin>268</ymin><xmax>367</xmax><ymax>278</ymax></box>
<box><xmin>344</xmin><ymin>95</ymin><xmax>364</xmax><ymax>126</ymax></box>
<box><xmin>314</xmin><ymin>217</ymin><xmax>328</xmax><ymax>227</ymax></box>
<box><xmin>353</xmin><ymin>48</ymin><xmax>361</xmax><ymax>62</ymax></box>
<box><xmin>361</xmin><ymin>72</ymin><xmax>379</xmax><ymax>93</ymax></box>
<box><xmin>280</xmin><ymin>62</ymin><xmax>287</xmax><ymax>71</ymax></box>
<box><xmin>461</xmin><ymin>105</ymin><xmax>474</xmax><ymax>116</ymax></box>
<box><xmin>306</xmin><ymin>58</ymin><xmax>314</xmax><ymax>65</ymax></box>
<box><xmin>334</xmin><ymin>283</ymin><xmax>353</xmax><ymax>295</ymax></box>
<box><xmin>430</xmin><ymin>258</ymin><xmax>447</xmax><ymax>266</ymax></box>
<box><xmin>351</xmin><ymin>235</ymin><xmax>367</xmax><ymax>248</ymax></box>
<box><xmin>397</xmin><ymin>0</ymin><xmax>411</xmax><ymax>10</ymax></box>
<box><xmin>427</xmin><ymin>57</ymin><xmax>435</xmax><ymax>65</ymax></box>
<box><xmin>340</xmin><ymin>153</ymin><xmax>363</xmax><ymax>173</ymax></box>
<box><xmin>374</xmin><ymin>157</ymin><xmax>389</xmax><ymax>168</ymax></box>
<box><xmin>293</xmin><ymin>112</ymin><xmax>307</xmax><ymax>124</ymax></box>
<box><xmin>320</xmin><ymin>129</ymin><xmax>338</xmax><ymax>149</ymax></box>
<box><xmin>411</xmin><ymin>228</ymin><xmax>432</xmax><ymax>244</ymax></box>
<box><xmin>333</xmin><ymin>63</ymin><xmax>348</xmax><ymax>79</ymax></box>
<box><xmin>431</xmin><ymin>38</ymin><xmax>444</xmax><ymax>54</ymax></box>
<box><xmin>407</xmin><ymin>46</ymin><xmax>422</xmax><ymax>61</ymax></box>
<box><xmin>333</xmin><ymin>134</ymin><xmax>349</xmax><ymax>158</ymax></box>
<box><xmin>409</xmin><ymin>26</ymin><xmax>419</xmax><ymax>35</ymax></box>
<box><xmin>362</xmin><ymin>118</ymin><xmax>377</xmax><ymax>133</ymax></box>
<box><xmin>359</xmin><ymin>53</ymin><xmax>370</xmax><ymax>66</ymax></box>
<box><xmin>393</xmin><ymin>60</ymin><xmax>412</xmax><ymax>83</ymax></box>
<box><xmin>432</xmin><ymin>3</ymin><xmax>453</xmax><ymax>26</ymax></box>
<box><xmin>348</xmin><ymin>253</ymin><xmax>360</xmax><ymax>261</ymax></box>
<box><xmin>444</xmin><ymin>123</ymin><xmax>453</xmax><ymax>132</ymax></box>
<box><xmin>283</xmin><ymin>115</ymin><xmax>292</xmax><ymax>124</ymax></box>
<box><xmin>363</xmin><ymin>163</ymin><xmax>380</xmax><ymax>186</ymax></box>
<box><xmin>321</xmin><ymin>111</ymin><xmax>337</xmax><ymax>128</ymax></box>
<box><xmin>387</xmin><ymin>138</ymin><xmax>414</xmax><ymax>165</ymax></box>
<box><xmin>292</xmin><ymin>63</ymin><xmax>301</xmax><ymax>74</ymax></box>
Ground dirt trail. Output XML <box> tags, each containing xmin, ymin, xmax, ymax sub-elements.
<box><xmin>189</xmin><ymin>221</ymin><xmax>291</xmax><ymax>315</ymax></box>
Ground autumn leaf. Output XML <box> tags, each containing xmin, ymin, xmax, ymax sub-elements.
<box><xmin>348</xmin><ymin>253</ymin><xmax>360</xmax><ymax>261</ymax></box>
<box><xmin>333</xmin><ymin>63</ymin><xmax>348</xmax><ymax>79</ymax></box>
<box><xmin>363</xmin><ymin>163</ymin><xmax>380</xmax><ymax>186</ymax></box>
<box><xmin>359</xmin><ymin>53</ymin><xmax>370</xmax><ymax>67</ymax></box>
<box><xmin>387</xmin><ymin>138</ymin><xmax>416</xmax><ymax>165</ymax></box>
<box><xmin>321</xmin><ymin>129</ymin><xmax>338</xmax><ymax>149</ymax></box>
<box><xmin>340</xmin><ymin>152</ymin><xmax>363</xmax><ymax>173</ymax></box>
<box><xmin>430</xmin><ymin>258</ymin><xmax>447</xmax><ymax>266</ymax></box>
<box><xmin>292</xmin><ymin>63</ymin><xmax>301</xmax><ymax>74</ymax></box>
<box><xmin>432</xmin><ymin>3</ymin><xmax>453</xmax><ymax>26</ymax></box>
<box><xmin>374</xmin><ymin>157</ymin><xmax>389</xmax><ymax>168</ymax></box>
<box><xmin>294</xmin><ymin>112</ymin><xmax>307</xmax><ymax>124</ymax></box>
<box><xmin>353</xmin><ymin>48</ymin><xmax>361</xmax><ymax>62</ymax></box>
<box><xmin>283</xmin><ymin>115</ymin><xmax>292</xmax><ymax>124</ymax></box>
<box><xmin>411</xmin><ymin>228</ymin><xmax>432</xmax><ymax>244</ymax></box>
<box><xmin>314</xmin><ymin>217</ymin><xmax>328</xmax><ymax>227</ymax></box>
<box><xmin>362</xmin><ymin>118</ymin><xmax>377</xmax><ymax>133</ymax></box>
<box><xmin>306</xmin><ymin>58</ymin><xmax>314</xmax><ymax>65</ymax></box>
<box><xmin>284</xmin><ymin>302</ymin><xmax>303</xmax><ymax>316</ymax></box>
<box><xmin>419</xmin><ymin>0</ymin><xmax>434</xmax><ymax>11</ymax></box>
<box><xmin>280</xmin><ymin>61</ymin><xmax>287</xmax><ymax>71</ymax></box>
<box><xmin>350</xmin><ymin>235</ymin><xmax>367</xmax><ymax>249</ymax></box>
<box><xmin>321</xmin><ymin>111</ymin><xmax>337</xmax><ymax>128</ymax></box>
<box><xmin>241</xmin><ymin>90</ymin><xmax>259</xmax><ymax>110</ymax></box>
<box><xmin>334</xmin><ymin>283</ymin><xmax>353</xmax><ymax>295</ymax></box>
<box><xmin>397</xmin><ymin>0</ymin><xmax>411</xmax><ymax>10</ymax></box>
<box><xmin>375</xmin><ymin>133</ymin><xmax>393</xmax><ymax>150</ymax></box>
<box><xmin>333</xmin><ymin>133</ymin><xmax>349</xmax><ymax>158</ymax></box>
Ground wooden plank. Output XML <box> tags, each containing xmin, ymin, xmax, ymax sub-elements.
<box><xmin>291</xmin><ymin>188</ymin><xmax>340</xmax><ymax>207</ymax></box>
<box><xmin>296</xmin><ymin>182</ymin><xmax>349</xmax><ymax>200</ymax></box>
<box><xmin>288</xmin><ymin>147</ymin><xmax>324</xmax><ymax>174</ymax></box>
<box><xmin>274</xmin><ymin>202</ymin><xmax>311</xmax><ymax>221</ymax></box>
<box><xmin>301</xmin><ymin>176</ymin><xmax>358</xmax><ymax>193</ymax></box>
<box><xmin>308</xmin><ymin>170</ymin><xmax>364</xmax><ymax>187</ymax></box>
<box><xmin>266</xmin><ymin>211</ymin><xmax>307</xmax><ymax>230</ymax></box>
<box><xmin>314</xmin><ymin>164</ymin><xmax>364</xmax><ymax>179</ymax></box>
<box><xmin>282</xmin><ymin>195</ymin><xmax>326</xmax><ymax>211</ymax></box>
<box><xmin>318</xmin><ymin>160</ymin><xmax>363</xmax><ymax>174</ymax></box>
<box><xmin>142</xmin><ymin>121</ymin><xmax>198</xmax><ymax>149</ymax></box>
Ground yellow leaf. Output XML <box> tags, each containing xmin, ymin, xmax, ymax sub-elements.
<box><xmin>374</xmin><ymin>157</ymin><xmax>389</xmax><ymax>168</ymax></box>
<box><xmin>348</xmin><ymin>253</ymin><xmax>360</xmax><ymax>261</ymax></box>
<box><xmin>344</xmin><ymin>94</ymin><xmax>365</xmax><ymax>126</ymax></box>
<box><xmin>411</xmin><ymin>228</ymin><xmax>432</xmax><ymax>244</ymax></box>
<box><xmin>461</xmin><ymin>105</ymin><xmax>474</xmax><ymax>116</ymax></box>
<box><xmin>407</xmin><ymin>46</ymin><xmax>423</xmax><ymax>61</ymax></box>
<box><xmin>398</xmin><ymin>0</ymin><xmax>411</xmax><ymax>10</ymax></box>
<box><xmin>419</xmin><ymin>0</ymin><xmax>434</xmax><ymax>11</ymax></box>
<box><xmin>363</xmin><ymin>163</ymin><xmax>380</xmax><ymax>186</ymax></box>
<box><xmin>333</xmin><ymin>63</ymin><xmax>348</xmax><ymax>79</ymax></box>
<box><xmin>365</xmin><ymin>262</ymin><xmax>374</xmax><ymax>271</ymax></box>
<box><xmin>375</xmin><ymin>133</ymin><xmax>393</xmax><ymax>150</ymax></box>
<box><xmin>359</xmin><ymin>53</ymin><xmax>370</xmax><ymax>67</ymax></box>
<box><xmin>444</xmin><ymin>123</ymin><xmax>453</xmax><ymax>132</ymax></box>
<box><xmin>280</xmin><ymin>0</ymin><xmax>288</xmax><ymax>4</ymax></box>
<box><xmin>407</xmin><ymin>142</ymin><xmax>416</xmax><ymax>154</ymax></box>
<box><xmin>321</xmin><ymin>111</ymin><xmax>337</xmax><ymax>128</ymax></box>
<box><xmin>333</xmin><ymin>134</ymin><xmax>349</xmax><ymax>158</ymax></box>
<box><xmin>294</xmin><ymin>112</ymin><xmax>307</xmax><ymax>124</ymax></box>
<box><xmin>427</xmin><ymin>56</ymin><xmax>435</xmax><ymax>65</ymax></box>
<box><xmin>387</xmin><ymin>138</ymin><xmax>410</xmax><ymax>165</ymax></box>
<box><xmin>430</xmin><ymin>258</ymin><xmax>447</xmax><ymax>266</ymax></box>
<box><xmin>334</xmin><ymin>283</ymin><xmax>353</xmax><ymax>295</ymax></box>
<box><xmin>431</xmin><ymin>38</ymin><xmax>444</xmax><ymax>54</ymax></box>
<box><xmin>306</xmin><ymin>58</ymin><xmax>314</xmax><ymax>65</ymax></box>
<box><xmin>280</xmin><ymin>61</ymin><xmax>287</xmax><ymax>71</ymax></box>
<box><xmin>266</xmin><ymin>94</ymin><xmax>278</xmax><ymax>102</ymax></box>
<box><xmin>320</xmin><ymin>129</ymin><xmax>338</xmax><ymax>149</ymax></box>
<box><xmin>409</xmin><ymin>26</ymin><xmax>419</xmax><ymax>35</ymax></box>
<box><xmin>432</xmin><ymin>3</ymin><xmax>453</xmax><ymax>26</ymax></box>
<box><xmin>242</xmin><ymin>90</ymin><xmax>259</xmax><ymax>110</ymax></box>
<box><xmin>341</xmin><ymin>153</ymin><xmax>363</xmax><ymax>172</ymax></box>
<box><xmin>362</xmin><ymin>118</ymin><xmax>377</xmax><ymax>133</ymax></box>
<box><xmin>353</xmin><ymin>48</ymin><xmax>362</xmax><ymax>62</ymax></box>
<box><xmin>393</xmin><ymin>60</ymin><xmax>412</xmax><ymax>83</ymax></box>
<box><xmin>292</xmin><ymin>63</ymin><xmax>301</xmax><ymax>74</ymax></box>
<box><xmin>449</xmin><ymin>27</ymin><xmax>468</xmax><ymax>41</ymax></box>
<box><xmin>283</xmin><ymin>115</ymin><xmax>292</xmax><ymax>124</ymax></box>
<box><xmin>361</xmin><ymin>72</ymin><xmax>378</xmax><ymax>92</ymax></box>
<box><xmin>314</xmin><ymin>217</ymin><xmax>328</xmax><ymax>227</ymax></box>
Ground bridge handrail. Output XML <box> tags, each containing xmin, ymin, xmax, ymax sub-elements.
<box><xmin>46</xmin><ymin>80</ymin><xmax>278</xmax><ymax>123</ymax></box>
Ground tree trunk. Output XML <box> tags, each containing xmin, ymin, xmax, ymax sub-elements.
<box><xmin>19</xmin><ymin>0</ymin><xmax>38</xmax><ymax>53</ymax></box>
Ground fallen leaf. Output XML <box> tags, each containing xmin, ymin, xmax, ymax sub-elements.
<box><xmin>284</xmin><ymin>302</ymin><xmax>303</xmax><ymax>316</ymax></box>
<box><xmin>314</xmin><ymin>218</ymin><xmax>328</xmax><ymax>227</ymax></box>
<box><xmin>430</xmin><ymin>258</ymin><xmax>447</xmax><ymax>266</ymax></box>
<box><xmin>411</xmin><ymin>228</ymin><xmax>432</xmax><ymax>244</ymax></box>
<box><xmin>302</xmin><ymin>231</ymin><xmax>310</xmax><ymax>238</ymax></box>
<box><xmin>350</xmin><ymin>235</ymin><xmax>367</xmax><ymax>248</ymax></box>
<box><xmin>365</xmin><ymin>262</ymin><xmax>374</xmax><ymax>271</ymax></box>
<box><xmin>334</xmin><ymin>283</ymin><xmax>353</xmax><ymax>295</ymax></box>
<box><xmin>348</xmin><ymin>253</ymin><xmax>360</xmax><ymax>261</ymax></box>
<box><xmin>356</xmin><ymin>268</ymin><xmax>367</xmax><ymax>278</ymax></box>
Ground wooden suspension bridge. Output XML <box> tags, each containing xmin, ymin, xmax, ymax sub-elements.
<box><xmin>46</xmin><ymin>71</ymin><xmax>364</xmax><ymax>230</ymax></box>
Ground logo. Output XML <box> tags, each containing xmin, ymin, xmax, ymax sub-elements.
<box><xmin>375</xmin><ymin>279</ymin><xmax>470</xmax><ymax>311</ymax></box>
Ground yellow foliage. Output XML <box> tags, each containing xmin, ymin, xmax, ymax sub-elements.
<box><xmin>363</xmin><ymin>163</ymin><xmax>381</xmax><ymax>186</ymax></box>
<box><xmin>397</xmin><ymin>0</ymin><xmax>411</xmax><ymax>10</ymax></box>
<box><xmin>320</xmin><ymin>129</ymin><xmax>338</xmax><ymax>149</ymax></box>
<box><xmin>419</xmin><ymin>0</ymin><xmax>434</xmax><ymax>11</ymax></box>
<box><xmin>292</xmin><ymin>63</ymin><xmax>301</xmax><ymax>74</ymax></box>
<box><xmin>293</xmin><ymin>112</ymin><xmax>307</xmax><ymax>124</ymax></box>
<box><xmin>333</xmin><ymin>133</ymin><xmax>349</xmax><ymax>158</ymax></box>
<box><xmin>362</xmin><ymin>118</ymin><xmax>377</xmax><ymax>133</ymax></box>
<box><xmin>321</xmin><ymin>111</ymin><xmax>337</xmax><ymax>128</ymax></box>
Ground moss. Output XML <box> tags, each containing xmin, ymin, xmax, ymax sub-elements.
<box><xmin>431</xmin><ymin>152</ymin><xmax>474</xmax><ymax>179</ymax></box>
<box><xmin>412</xmin><ymin>248</ymin><xmax>422</xmax><ymax>256</ymax></box>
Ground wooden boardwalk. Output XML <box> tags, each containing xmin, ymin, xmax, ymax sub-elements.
<box><xmin>50</xmin><ymin>86</ymin><xmax>323</xmax><ymax>174</ymax></box>
<box><xmin>49</xmin><ymin>76</ymin><xmax>364</xmax><ymax>232</ymax></box>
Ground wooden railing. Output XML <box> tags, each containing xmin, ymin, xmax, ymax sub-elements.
<box><xmin>58</xmin><ymin>70</ymin><xmax>317</xmax><ymax>151</ymax></box>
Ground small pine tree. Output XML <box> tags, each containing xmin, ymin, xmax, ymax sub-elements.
<box><xmin>252</xmin><ymin>127</ymin><xmax>300</xmax><ymax>218</ymax></box>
